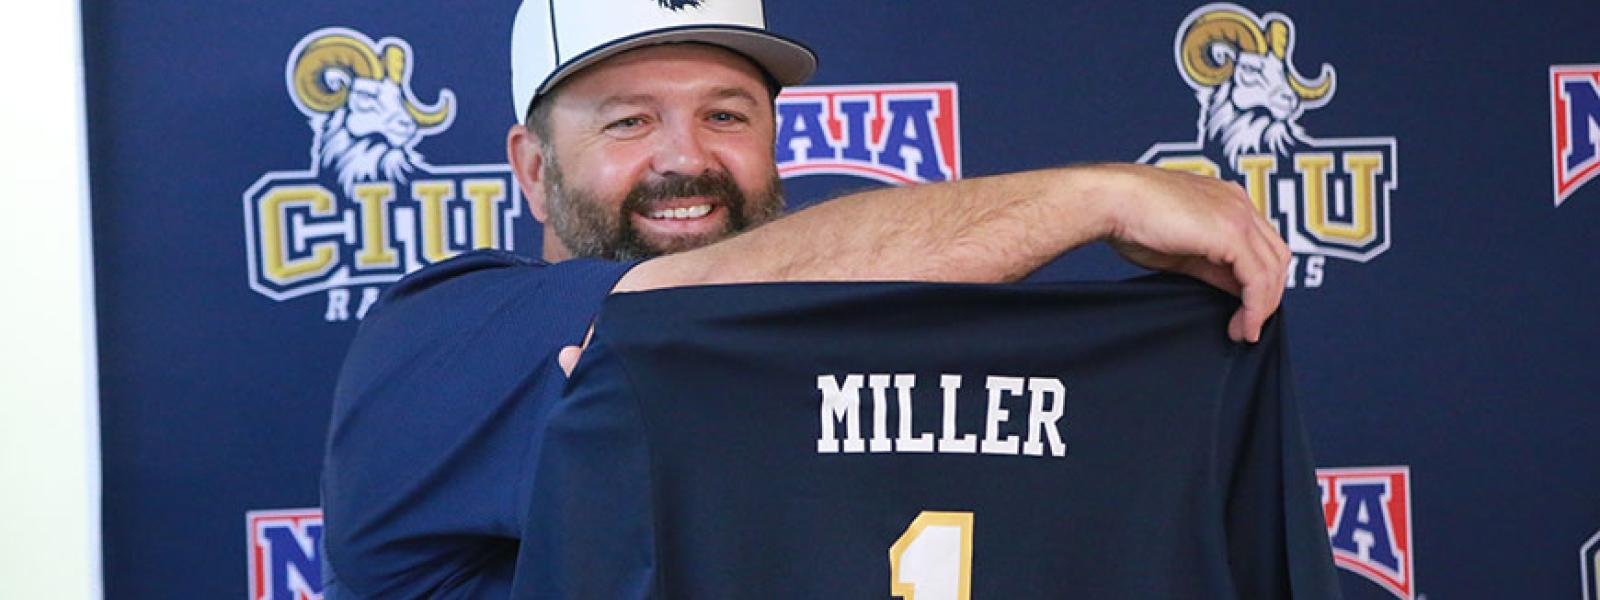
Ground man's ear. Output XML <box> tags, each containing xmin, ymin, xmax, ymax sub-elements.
<box><xmin>507</xmin><ymin>124</ymin><xmax>549</xmax><ymax>223</ymax></box>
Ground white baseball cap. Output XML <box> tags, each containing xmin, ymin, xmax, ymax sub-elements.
<box><xmin>511</xmin><ymin>0</ymin><xmax>818</xmax><ymax>120</ymax></box>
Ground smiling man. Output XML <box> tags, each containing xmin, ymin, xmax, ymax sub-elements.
<box><xmin>321</xmin><ymin>1</ymin><xmax>1291</xmax><ymax>598</ymax></box>
<box><xmin>521</xmin><ymin>44</ymin><xmax>787</xmax><ymax>261</ymax></box>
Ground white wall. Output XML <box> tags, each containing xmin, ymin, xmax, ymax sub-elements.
<box><xmin>0</xmin><ymin>2</ymin><xmax>104</xmax><ymax>598</ymax></box>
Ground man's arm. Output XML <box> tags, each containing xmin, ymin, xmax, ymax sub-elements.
<box><xmin>616</xmin><ymin>163</ymin><xmax>1290</xmax><ymax>341</ymax></box>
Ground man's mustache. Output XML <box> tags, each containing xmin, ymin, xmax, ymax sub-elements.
<box><xmin>621</xmin><ymin>171</ymin><xmax>744</xmax><ymax>213</ymax></box>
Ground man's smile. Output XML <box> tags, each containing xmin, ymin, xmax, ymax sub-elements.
<box><xmin>632</xmin><ymin>196</ymin><xmax>726</xmax><ymax>235</ymax></box>
<box><xmin>646</xmin><ymin>204</ymin><xmax>713</xmax><ymax>219</ymax></box>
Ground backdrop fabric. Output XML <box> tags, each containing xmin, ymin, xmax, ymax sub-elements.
<box><xmin>82</xmin><ymin>1</ymin><xmax>1600</xmax><ymax>598</ymax></box>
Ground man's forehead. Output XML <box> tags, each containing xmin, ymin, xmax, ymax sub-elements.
<box><xmin>553</xmin><ymin>43</ymin><xmax>771</xmax><ymax>107</ymax></box>
<box><xmin>593</xmin><ymin>85</ymin><xmax>761</xmax><ymax>110</ymax></box>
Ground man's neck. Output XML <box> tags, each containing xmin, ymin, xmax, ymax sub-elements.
<box><xmin>542</xmin><ymin>227</ymin><xmax>573</xmax><ymax>262</ymax></box>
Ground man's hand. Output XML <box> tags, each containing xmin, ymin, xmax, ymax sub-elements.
<box><xmin>557</xmin><ymin>345</ymin><xmax>582</xmax><ymax>377</ymax></box>
<box><xmin>1076</xmin><ymin>163</ymin><xmax>1291</xmax><ymax>343</ymax></box>
<box><xmin>557</xmin><ymin>325</ymin><xmax>594</xmax><ymax>377</ymax></box>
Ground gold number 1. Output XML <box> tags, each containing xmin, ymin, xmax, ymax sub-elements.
<box><xmin>889</xmin><ymin>511</ymin><xmax>974</xmax><ymax>600</ymax></box>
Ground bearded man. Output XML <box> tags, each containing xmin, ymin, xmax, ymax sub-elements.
<box><xmin>321</xmin><ymin>1</ymin><xmax>1290</xmax><ymax>598</ymax></box>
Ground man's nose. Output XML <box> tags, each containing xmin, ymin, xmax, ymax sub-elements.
<box><xmin>651</xmin><ymin>119</ymin><xmax>712</xmax><ymax>177</ymax></box>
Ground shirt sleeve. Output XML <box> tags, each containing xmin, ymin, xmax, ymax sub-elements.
<box><xmin>320</xmin><ymin>250</ymin><xmax>636</xmax><ymax>599</ymax></box>
<box><xmin>511</xmin><ymin>324</ymin><xmax>658</xmax><ymax>599</ymax></box>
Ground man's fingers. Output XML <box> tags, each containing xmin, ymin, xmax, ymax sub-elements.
<box><xmin>1222</xmin><ymin>176</ymin><xmax>1289</xmax><ymax>275</ymax></box>
<box><xmin>558</xmin><ymin>345</ymin><xmax>582</xmax><ymax>377</ymax></box>
<box><xmin>1246</xmin><ymin>219</ymin><xmax>1287</xmax><ymax>293</ymax></box>
<box><xmin>1112</xmin><ymin>166</ymin><xmax>1287</xmax><ymax>343</ymax></box>
<box><xmin>1225</xmin><ymin>194</ymin><xmax>1287</xmax><ymax>343</ymax></box>
<box><xmin>1249</xmin><ymin>208</ymin><xmax>1288</xmax><ymax>262</ymax></box>
<box><xmin>1253</xmin><ymin>213</ymin><xmax>1292</xmax><ymax>282</ymax></box>
<box><xmin>1231</xmin><ymin>250</ymin><xmax>1284</xmax><ymax>343</ymax></box>
<box><xmin>557</xmin><ymin>346</ymin><xmax>581</xmax><ymax>377</ymax></box>
<box><xmin>1179</xmin><ymin>258</ymin><xmax>1242</xmax><ymax>298</ymax></box>
<box><xmin>1195</xmin><ymin>199</ymin><xmax>1286</xmax><ymax>343</ymax></box>
<box><xmin>558</xmin><ymin>324</ymin><xmax>597</xmax><ymax>378</ymax></box>
<box><xmin>1178</xmin><ymin>249</ymin><xmax>1276</xmax><ymax>343</ymax></box>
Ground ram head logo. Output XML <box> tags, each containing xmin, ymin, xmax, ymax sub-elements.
<box><xmin>1177</xmin><ymin>7</ymin><xmax>1335</xmax><ymax>166</ymax></box>
<box><xmin>287</xmin><ymin>30</ymin><xmax>454</xmax><ymax>196</ymax></box>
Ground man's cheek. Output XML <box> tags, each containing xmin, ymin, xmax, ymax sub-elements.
<box><xmin>585</xmin><ymin>158</ymin><xmax>644</xmax><ymax>203</ymax></box>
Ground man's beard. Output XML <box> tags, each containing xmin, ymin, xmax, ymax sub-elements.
<box><xmin>542</xmin><ymin>157</ymin><xmax>785</xmax><ymax>261</ymax></box>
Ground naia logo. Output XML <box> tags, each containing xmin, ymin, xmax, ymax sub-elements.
<box><xmin>1317</xmin><ymin>466</ymin><xmax>1414</xmax><ymax>600</ymax></box>
<box><xmin>243</xmin><ymin>28</ymin><xmax>521</xmax><ymax>321</ymax></box>
<box><xmin>1551</xmin><ymin>64</ymin><xmax>1600</xmax><ymax>207</ymax></box>
<box><xmin>1139</xmin><ymin>4</ymin><xmax>1398</xmax><ymax>290</ymax></box>
<box><xmin>775</xmin><ymin>83</ymin><xmax>962</xmax><ymax>185</ymax></box>
<box><xmin>247</xmin><ymin>508</ymin><xmax>324</xmax><ymax>600</ymax></box>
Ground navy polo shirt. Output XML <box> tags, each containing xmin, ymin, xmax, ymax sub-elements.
<box><xmin>321</xmin><ymin>250</ymin><xmax>635</xmax><ymax>599</ymax></box>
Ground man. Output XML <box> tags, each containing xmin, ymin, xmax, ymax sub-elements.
<box><xmin>322</xmin><ymin>1</ymin><xmax>1289</xmax><ymax>598</ymax></box>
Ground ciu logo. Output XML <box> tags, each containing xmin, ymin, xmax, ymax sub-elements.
<box><xmin>1140</xmin><ymin>4</ymin><xmax>1398</xmax><ymax>289</ymax></box>
<box><xmin>242</xmin><ymin>28</ymin><xmax>520</xmax><ymax>321</ymax></box>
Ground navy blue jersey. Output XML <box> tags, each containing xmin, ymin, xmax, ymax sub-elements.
<box><xmin>321</xmin><ymin>250</ymin><xmax>636</xmax><ymax>599</ymax></box>
<box><xmin>518</xmin><ymin>278</ymin><xmax>1341</xmax><ymax>599</ymax></box>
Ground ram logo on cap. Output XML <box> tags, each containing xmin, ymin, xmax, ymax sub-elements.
<box><xmin>511</xmin><ymin>0</ymin><xmax>816</xmax><ymax>119</ymax></box>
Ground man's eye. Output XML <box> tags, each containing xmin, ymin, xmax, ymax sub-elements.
<box><xmin>607</xmin><ymin>117</ymin><xmax>646</xmax><ymax>130</ymax></box>
<box><xmin>708</xmin><ymin>111</ymin><xmax>747</xmax><ymax>123</ymax></box>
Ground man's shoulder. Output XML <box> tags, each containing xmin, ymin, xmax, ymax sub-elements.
<box><xmin>363</xmin><ymin>249</ymin><xmax>633</xmax><ymax>324</ymax></box>
<box><xmin>372</xmin><ymin>249</ymin><xmax>549</xmax><ymax>314</ymax></box>
<box><xmin>335</xmin><ymin>249</ymin><xmax>635</xmax><ymax>398</ymax></box>
<box><xmin>324</xmin><ymin>249</ymin><xmax>611</xmax><ymax>599</ymax></box>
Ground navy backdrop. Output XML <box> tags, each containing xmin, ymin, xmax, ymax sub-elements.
<box><xmin>83</xmin><ymin>1</ymin><xmax>1600</xmax><ymax>598</ymax></box>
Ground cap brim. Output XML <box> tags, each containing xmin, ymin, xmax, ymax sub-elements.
<box><xmin>533</xmin><ymin>24</ymin><xmax>817</xmax><ymax>105</ymax></box>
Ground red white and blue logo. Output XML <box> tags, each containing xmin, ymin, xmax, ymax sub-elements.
<box><xmin>1317</xmin><ymin>466</ymin><xmax>1414</xmax><ymax>600</ymax></box>
<box><xmin>247</xmin><ymin>508</ymin><xmax>325</xmax><ymax>600</ymax></box>
<box><xmin>1552</xmin><ymin>64</ymin><xmax>1600</xmax><ymax>207</ymax></box>
<box><xmin>775</xmin><ymin>82</ymin><xmax>962</xmax><ymax>185</ymax></box>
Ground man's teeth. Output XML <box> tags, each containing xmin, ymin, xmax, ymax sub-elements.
<box><xmin>647</xmin><ymin>204</ymin><xmax>713</xmax><ymax>220</ymax></box>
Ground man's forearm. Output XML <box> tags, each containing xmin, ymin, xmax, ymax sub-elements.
<box><xmin>611</xmin><ymin>162</ymin><xmax>1288</xmax><ymax>343</ymax></box>
<box><xmin>615</xmin><ymin>167</ymin><xmax>1110</xmax><ymax>292</ymax></box>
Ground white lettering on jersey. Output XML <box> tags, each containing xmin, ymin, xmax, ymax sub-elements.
<box><xmin>894</xmin><ymin>375</ymin><xmax>934</xmax><ymax>453</ymax></box>
<box><xmin>980</xmin><ymin>376</ymin><xmax>1023</xmax><ymax>455</ymax></box>
<box><xmin>1023</xmin><ymin>377</ymin><xmax>1067</xmax><ymax>457</ymax></box>
<box><xmin>817</xmin><ymin>374</ymin><xmax>866</xmax><ymax>453</ymax></box>
<box><xmin>816</xmin><ymin>373</ymin><xmax>1068</xmax><ymax>457</ymax></box>
<box><xmin>938</xmin><ymin>375</ymin><xmax>978</xmax><ymax>454</ymax></box>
